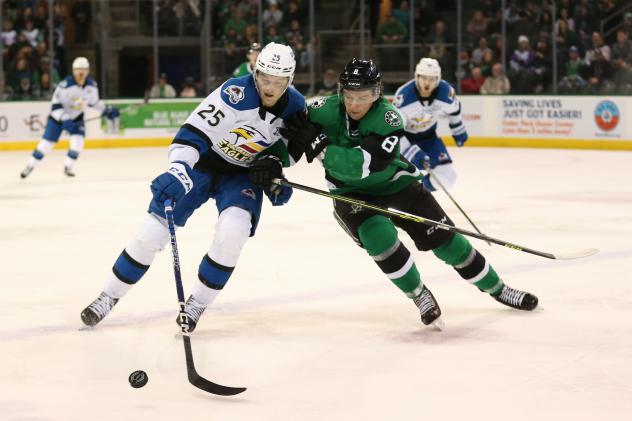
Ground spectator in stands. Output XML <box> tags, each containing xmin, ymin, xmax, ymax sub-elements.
<box><xmin>585</xmin><ymin>31</ymin><xmax>611</xmax><ymax>64</ymax></box>
<box><xmin>7</xmin><ymin>57</ymin><xmax>32</xmax><ymax>100</ymax></box>
<box><xmin>262</xmin><ymin>0</ymin><xmax>283</xmax><ymax>29</ymax></box>
<box><xmin>466</xmin><ymin>10</ymin><xmax>488</xmax><ymax>44</ymax></box>
<box><xmin>180</xmin><ymin>76</ymin><xmax>198</xmax><ymax>97</ymax></box>
<box><xmin>586</xmin><ymin>47</ymin><xmax>614</xmax><ymax>93</ymax></box>
<box><xmin>243</xmin><ymin>23</ymin><xmax>258</xmax><ymax>46</ymax></box>
<box><xmin>611</xmin><ymin>29</ymin><xmax>632</xmax><ymax>93</ymax></box>
<box><xmin>224</xmin><ymin>8</ymin><xmax>247</xmax><ymax>40</ymax></box>
<box><xmin>263</xmin><ymin>24</ymin><xmax>285</xmax><ymax>45</ymax></box>
<box><xmin>392</xmin><ymin>0</ymin><xmax>410</xmax><ymax>29</ymax></box>
<box><xmin>471</xmin><ymin>36</ymin><xmax>492</xmax><ymax>66</ymax></box>
<box><xmin>314</xmin><ymin>68</ymin><xmax>338</xmax><ymax>96</ymax></box>
<box><xmin>555</xmin><ymin>8</ymin><xmax>575</xmax><ymax>32</ymax></box>
<box><xmin>285</xmin><ymin>19</ymin><xmax>306</xmax><ymax>62</ymax></box>
<box><xmin>72</xmin><ymin>0</ymin><xmax>92</xmax><ymax>43</ymax></box>
<box><xmin>480</xmin><ymin>63</ymin><xmax>511</xmax><ymax>94</ymax></box>
<box><xmin>504</xmin><ymin>3</ymin><xmax>520</xmax><ymax>25</ymax></box>
<box><xmin>223</xmin><ymin>26</ymin><xmax>246</xmax><ymax>72</ymax></box>
<box><xmin>32</xmin><ymin>71</ymin><xmax>52</xmax><ymax>99</ymax></box>
<box><xmin>32</xmin><ymin>54</ymin><xmax>60</xmax><ymax>88</ymax></box>
<box><xmin>509</xmin><ymin>35</ymin><xmax>537</xmax><ymax>93</ymax></box>
<box><xmin>378</xmin><ymin>13</ymin><xmax>407</xmax><ymax>43</ymax></box>
<box><xmin>479</xmin><ymin>49</ymin><xmax>495</xmax><ymax>77</ymax></box>
<box><xmin>558</xmin><ymin>46</ymin><xmax>587</xmax><ymax>93</ymax></box>
<box><xmin>574</xmin><ymin>3</ymin><xmax>598</xmax><ymax>39</ymax></box>
<box><xmin>149</xmin><ymin>73</ymin><xmax>177</xmax><ymax>98</ymax></box>
<box><xmin>461</xmin><ymin>66</ymin><xmax>485</xmax><ymax>93</ymax></box>
<box><xmin>284</xmin><ymin>1</ymin><xmax>303</xmax><ymax>26</ymax></box>
<box><xmin>512</xmin><ymin>10</ymin><xmax>537</xmax><ymax>44</ymax></box>
<box><xmin>455</xmin><ymin>48</ymin><xmax>473</xmax><ymax>81</ymax></box>
<box><xmin>2</xmin><ymin>19</ymin><xmax>17</xmax><ymax>49</ymax></box>
<box><xmin>555</xmin><ymin>18</ymin><xmax>579</xmax><ymax>52</ymax></box>
<box><xmin>21</xmin><ymin>19</ymin><xmax>40</xmax><ymax>47</ymax></box>
<box><xmin>414</xmin><ymin>0</ymin><xmax>436</xmax><ymax>41</ymax></box>
<box><xmin>0</xmin><ymin>75</ymin><xmax>12</xmax><ymax>101</ymax></box>
<box><xmin>532</xmin><ymin>39</ymin><xmax>552</xmax><ymax>92</ymax></box>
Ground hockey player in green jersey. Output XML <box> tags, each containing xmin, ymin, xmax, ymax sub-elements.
<box><xmin>271</xmin><ymin>58</ymin><xmax>538</xmax><ymax>327</ymax></box>
<box><xmin>232</xmin><ymin>43</ymin><xmax>262</xmax><ymax>78</ymax></box>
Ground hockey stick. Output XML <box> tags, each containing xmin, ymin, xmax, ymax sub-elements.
<box><xmin>273</xmin><ymin>179</ymin><xmax>598</xmax><ymax>260</ymax></box>
<box><xmin>424</xmin><ymin>164</ymin><xmax>491</xmax><ymax>246</ymax></box>
<box><xmin>164</xmin><ymin>199</ymin><xmax>247</xmax><ymax>396</ymax></box>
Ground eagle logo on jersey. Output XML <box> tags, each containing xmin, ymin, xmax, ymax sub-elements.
<box><xmin>223</xmin><ymin>85</ymin><xmax>245</xmax><ymax>104</ymax></box>
<box><xmin>311</xmin><ymin>97</ymin><xmax>327</xmax><ymax>109</ymax></box>
<box><xmin>217</xmin><ymin>125</ymin><xmax>272</xmax><ymax>163</ymax></box>
<box><xmin>384</xmin><ymin>110</ymin><xmax>401</xmax><ymax>127</ymax></box>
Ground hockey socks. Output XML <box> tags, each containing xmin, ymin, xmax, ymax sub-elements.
<box><xmin>432</xmin><ymin>233</ymin><xmax>504</xmax><ymax>295</ymax></box>
<box><xmin>359</xmin><ymin>216</ymin><xmax>424</xmax><ymax>297</ymax></box>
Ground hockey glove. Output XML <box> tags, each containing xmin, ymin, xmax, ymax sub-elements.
<box><xmin>402</xmin><ymin>144</ymin><xmax>430</xmax><ymax>170</ymax></box>
<box><xmin>265</xmin><ymin>181</ymin><xmax>293</xmax><ymax>206</ymax></box>
<box><xmin>150</xmin><ymin>161</ymin><xmax>194</xmax><ymax>206</ymax></box>
<box><xmin>103</xmin><ymin>106</ymin><xmax>120</xmax><ymax>120</ymax></box>
<box><xmin>279</xmin><ymin>112</ymin><xmax>329</xmax><ymax>163</ymax></box>
<box><xmin>249</xmin><ymin>155</ymin><xmax>283</xmax><ymax>192</ymax></box>
<box><xmin>453</xmin><ymin>131</ymin><xmax>468</xmax><ymax>147</ymax></box>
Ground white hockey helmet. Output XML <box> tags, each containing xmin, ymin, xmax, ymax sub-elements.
<box><xmin>72</xmin><ymin>57</ymin><xmax>90</xmax><ymax>70</ymax></box>
<box><xmin>255</xmin><ymin>42</ymin><xmax>296</xmax><ymax>85</ymax></box>
<box><xmin>415</xmin><ymin>58</ymin><xmax>441</xmax><ymax>91</ymax></box>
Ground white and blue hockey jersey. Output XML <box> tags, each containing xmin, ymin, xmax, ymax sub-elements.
<box><xmin>49</xmin><ymin>76</ymin><xmax>106</xmax><ymax>122</ymax></box>
<box><xmin>392</xmin><ymin>79</ymin><xmax>466</xmax><ymax>143</ymax></box>
<box><xmin>169</xmin><ymin>74</ymin><xmax>306</xmax><ymax>172</ymax></box>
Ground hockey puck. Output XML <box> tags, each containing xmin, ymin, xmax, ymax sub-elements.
<box><xmin>129</xmin><ymin>370</ymin><xmax>148</xmax><ymax>388</ymax></box>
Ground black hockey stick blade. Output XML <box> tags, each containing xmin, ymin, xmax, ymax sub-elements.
<box><xmin>183</xmin><ymin>335</ymin><xmax>247</xmax><ymax>396</ymax></box>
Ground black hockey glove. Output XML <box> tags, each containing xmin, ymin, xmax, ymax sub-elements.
<box><xmin>279</xmin><ymin>112</ymin><xmax>329</xmax><ymax>163</ymax></box>
<box><xmin>249</xmin><ymin>154</ymin><xmax>283</xmax><ymax>192</ymax></box>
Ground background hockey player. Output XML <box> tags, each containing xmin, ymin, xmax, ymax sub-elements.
<box><xmin>20</xmin><ymin>57</ymin><xmax>120</xmax><ymax>178</ymax></box>
<box><xmin>232</xmin><ymin>42</ymin><xmax>262</xmax><ymax>78</ymax></box>
<box><xmin>276</xmin><ymin>58</ymin><xmax>537</xmax><ymax>327</ymax></box>
<box><xmin>81</xmin><ymin>43</ymin><xmax>305</xmax><ymax>332</ymax></box>
<box><xmin>392</xmin><ymin>58</ymin><xmax>467</xmax><ymax>192</ymax></box>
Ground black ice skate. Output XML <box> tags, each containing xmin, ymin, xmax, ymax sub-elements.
<box><xmin>413</xmin><ymin>286</ymin><xmax>444</xmax><ymax>329</ymax></box>
<box><xmin>176</xmin><ymin>295</ymin><xmax>207</xmax><ymax>333</ymax></box>
<box><xmin>20</xmin><ymin>165</ymin><xmax>34</xmax><ymax>179</ymax></box>
<box><xmin>492</xmin><ymin>285</ymin><xmax>538</xmax><ymax>311</ymax></box>
<box><xmin>64</xmin><ymin>166</ymin><xmax>75</xmax><ymax>177</ymax></box>
<box><xmin>81</xmin><ymin>292</ymin><xmax>119</xmax><ymax>326</ymax></box>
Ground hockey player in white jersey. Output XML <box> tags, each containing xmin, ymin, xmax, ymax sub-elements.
<box><xmin>80</xmin><ymin>43</ymin><xmax>305</xmax><ymax>332</ymax></box>
<box><xmin>20</xmin><ymin>57</ymin><xmax>120</xmax><ymax>178</ymax></box>
<box><xmin>392</xmin><ymin>58</ymin><xmax>468</xmax><ymax>191</ymax></box>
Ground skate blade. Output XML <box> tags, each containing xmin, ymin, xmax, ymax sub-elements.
<box><xmin>430</xmin><ymin>317</ymin><xmax>445</xmax><ymax>331</ymax></box>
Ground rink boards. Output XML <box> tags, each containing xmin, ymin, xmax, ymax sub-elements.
<box><xmin>1</xmin><ymin>96</ymin><xmax>631</xmax><ymax>151</ymax></box>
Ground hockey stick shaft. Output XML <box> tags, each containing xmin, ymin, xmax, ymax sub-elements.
<box><xmin>164</xmin><ymin>200</ymin><xmax>247</xmax><ymax>396</ymax></box>
<box><xmin>424</xmin><ymin>165</ymin><xmax>491</xmax><ymax>246</ymax></box>
<box><xmin>273</xmin><ymin>179</ymin><xmax>597</xmax><ymax>260</ymax></box>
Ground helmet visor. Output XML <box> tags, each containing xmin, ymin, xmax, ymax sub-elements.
<box><xmin>339</xmin><ymin>86</ymin><xmax>380</xmax><ymax>105</ymax></box>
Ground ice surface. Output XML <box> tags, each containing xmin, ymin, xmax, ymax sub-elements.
<box><xmin>1</xmin><ymin>146</ymin><xmax>631</xmax><ymax>420</ymax></box>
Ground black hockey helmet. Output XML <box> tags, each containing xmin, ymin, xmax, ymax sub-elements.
<box><xmin>249</xmin><ymin>42</ymin><xmax>262</xmax><ymax>54</ymax></box>
<box><xmin>339</xmin><ymin>58</ymin><xmax>381</xmax><ymax>91</ymax></box>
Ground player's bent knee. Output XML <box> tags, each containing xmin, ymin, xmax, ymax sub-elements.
<box><xmin>209</xmin><ymin>206</ymin><xmax>252</xmax><ymax>267</ymax></box>
<box><xmin>126</xmin><ymin>215</ymin><xmax>170</xmax><ymax>264</ymax></box>
<box><xmin>358</xmin><ymin>215</ymin><xmax>399</xmax><ymax>256</ymax></box>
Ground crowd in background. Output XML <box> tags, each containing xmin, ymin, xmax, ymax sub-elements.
<box><xmin>377</xmin><ymin>0</ymin><xmax>632</xmax><ymax>94</ymax></box>
<box><xmin>2</xmin><ymin>0</ymin><xmax>632</xmax><ymax>100</ymax></box>
<box><xmin>1</xmin><ymin>0</ymin><xmax>93</xmax><ymax>100</ymax></box>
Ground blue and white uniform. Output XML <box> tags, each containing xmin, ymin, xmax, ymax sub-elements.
<box><xmin>392</xmin><ymin>79</ymin><xmax>467</xmax><ymax>191</ymax></box>
<box><xmin>21</xmin><ymin>68</ymin><xmax>119</xmax><ymax>178</ymax></box>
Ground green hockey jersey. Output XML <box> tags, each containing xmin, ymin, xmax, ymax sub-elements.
<box><xmin>232</xmin><ymin>62</ymin><xmax>253</xmax><ymax>78</ymax></box>
<box><xmin>307</xmin><ymin>95</ymin><xmax>422</xmax><ymax>195</ymax></box>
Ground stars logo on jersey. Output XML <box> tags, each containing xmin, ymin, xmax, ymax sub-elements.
<box><xmin>384</xmin><ymin>110</ymin><xmax>401</xmax><ymax>127</ymax></box>
<box><xmin>311</xmin><ymin>97</ymin><xmax>327</xmax><ymax>109</ymax></box>
<box><xmin>223</xmin><ymin>85</ymin><xmax>245</xmax><ymax>104</ymax></box>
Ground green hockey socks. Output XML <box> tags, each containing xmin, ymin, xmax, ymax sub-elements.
<box><xmin>358</xmin><ymin>216</ymin><xmax>423</xmax><ymax>297</ymax></box>
<box><xmin>432</xmin><ymin>233</ymin><xmax>504</xmax><ymax>295</ymax></box>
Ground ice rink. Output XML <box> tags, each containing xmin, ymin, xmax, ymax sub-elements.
<box><xmin>1</xmin><ymin>145</ymin><xmax>631</xmax><ymax>421</ymax></box>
